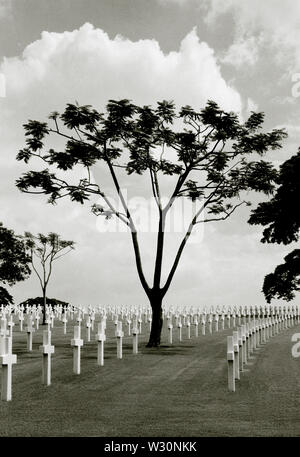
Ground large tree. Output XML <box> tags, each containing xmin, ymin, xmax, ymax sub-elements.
<box><xmin>23</xmin><ymin>232</ymin><xmax>74</xmax><ymax>323</ymax></box>
<box><xmin>0</xmin><ymin>221</ymin><xmax>31</xmax><ymax>304</ymax></box>
<box><xmin>16</xmin><ymin>99</ymin><xmax>287</xmax><ymax>346</ymax></box>
<box><xmin>249</xmin><ymin>150</ymin><xmax>300</xmax><ymax>302</ymax></box>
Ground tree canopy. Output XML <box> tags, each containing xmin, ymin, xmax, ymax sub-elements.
<box><xmin>249</xmin><ymin>150</ymin><xmax>300</xmax><ymax>302</ymax></box>
<box><xmin>262</xmin><ymin>249</ymin><xmax>300</xmax><ymax>302</ymax></box>
<box><xmin>249</xmin><ymin>150</ymin><xmax>300</xmax><ymax>244</ymax></box>
<box><xmin>0</xmin><ymin>286</ymin><xmax>14</xmax><ymax>306</ymax></box>
<box><xmin>16</xmin><ymin>99</ymin><xmax>287</xmax><ymax>345</ymax></box>
<box><xmin>0</xmin><ymin>222</ymin><xmax>31</xmax><ymax>304</ymax></box>
<box><xmin>19</xmin><ymin>296</ymin><xmax>70</xmax><ymax>310</ymax></box>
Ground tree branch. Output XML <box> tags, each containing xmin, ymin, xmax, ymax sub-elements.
<box><xmin>162</xmin><ymin>182</ymin><xmax>224</xmax><ymax>294</ymax></box>
<box><xmin>197</xmin><ymin>200</ymin><xmax>247</xmax><ymax>223</ymax></box>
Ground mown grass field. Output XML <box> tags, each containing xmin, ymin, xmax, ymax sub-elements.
<box><xmin>0</xmin><ymin>315</ymin><xmax>299</xmax><ymax>437</ymax></box>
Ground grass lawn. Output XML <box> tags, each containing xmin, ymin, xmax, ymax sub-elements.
<box><xmin>0</xmin><ymin>315</ymin><xmax>299</xmax><ymax>437</ymax></box>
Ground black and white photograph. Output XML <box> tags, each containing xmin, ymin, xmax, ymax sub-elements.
<box><xmin>0</xmin><ymin>0</ymin><xmax>299</xmax><ymax>447</ymax></box>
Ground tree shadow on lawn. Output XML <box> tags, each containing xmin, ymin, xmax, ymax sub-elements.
<box><xmin>141</xmin><ymin>344</ymin><xmax>196</xmax><ymax>356</ymax></box>
<box><xmin>79</xmin><ymin>344</ymin><xmax>196</xmax><ymax>360</ymax></box>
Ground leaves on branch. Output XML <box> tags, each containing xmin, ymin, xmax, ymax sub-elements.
<box><xmin>244</xmin><ymin>112</ymin><xmax>264</xmax><ymax>132</ymax></box>
<box><xmin>263</xmin><ymin>249</ymin><xmax>300</xmax><ymax>303</ymax></box>
<box><xmin>65</xmin><ymin>140</ymin><xmax>100</xmax><ymax>166</ymax></box>
<box><xmin>0</xmin><ymin>286</ymin><xmax>14</xmax><ymax>306</ymax></box>
<box><xmin>183</xmin><ymin>180</ymin><xmax>204</xmax><ymax>201</ymax></box>
<box><xmin>244</xmin><ymin>160</ymin><xmax>278</xmax><ymax>194</ymax></box>
<box><xmin>68</xmin><ymin>188</ymin><xmax>89</xmax><ymax>204</ymax></box>
<box><xmin>249</xmin><ymin>150</ymin><xmax>300</xmax><ymax>302</ymax></box>
<box><xmin>60</xmin><ymin>103</ymin><xmax>102</xmax><ymax>131</ymax></box>
<box><xmin>16</xmin><ymin>169</ymin><xmax>59</xmax><ymax>195</ymax></box>
<box><xmin>157</xmin><ymin>160</ymin><xmax>183</xmax><ymax>175</ymax></box>
<box><xmin>47</xmin><ymin>149</ymin><xmax>77</xmax><ymax>170</ymax></box>
<box><xmin>0</xmin><ymin>222</ymin><xmax>31</xmax><ymax>286</ymax></box>
<box><xmin>16</xmin><ymin>148</ymin><xmax>32</xmax><ymax>163</ymax></box>
<box><xmin>23</xmin><ymin>120</ymin><xmax>49</xmax><ymax>139</ymax></box>
<box><xmin>176</xmin><ymin>131</ymin><xmax>199</xmax><ymax>164</ymax></box>
<box><xmin>248</xmin><ymin>150</ymin><xmax>300</xmax><ymax>244</ymax></box>
<box><xmin>155</xmin><ymin>100</ymin><xmax>176</xmax><ymax>124</ymax></box>
<box><xmin>17</xmin><ymin>98</ymin><xmax>287</xmax><ymax>219</ymax></box>
<box><xmin>179</xmin><ymin>105</ymin><xmax>201</xmax><ymax>121</ymax></box>
<box><xmin>233</xmin><ymin>129</ymin><xmax>287</xmax><ymax>155</ymax></box>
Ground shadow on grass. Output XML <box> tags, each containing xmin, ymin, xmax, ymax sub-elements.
<box><xmin>141</xmin><ymin>344</ymin><xmax>197</xmax><ymax>356</ymax></box>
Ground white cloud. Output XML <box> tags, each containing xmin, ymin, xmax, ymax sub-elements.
<box><xmin>222</xmin><ymin>36</ymin><xmax>260</xmax><ymax>68</ymax></box>
<box><xmin>1</xmin><ymin>23</ymin><xmax>242</xmax><ymax>114</ymax></box>
<box><xmin>204</xmin><ymin>0</ymin><xmax>300</xmax><ymax>71</ymax></box>
<box><xmin>202</xmin><ymin>0</ymin><xmax>235</xmax><ymax>25</ymax></box>
<box><xmin>246</xmin><ymin>97</ymin><xmax>258</xmax><ymax>114</ymax></box>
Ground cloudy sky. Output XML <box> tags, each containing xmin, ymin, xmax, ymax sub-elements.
<box><xmin>0</xmin><ymin>0</ymin><xmax>299</xmax><ymax>309</ymax></box>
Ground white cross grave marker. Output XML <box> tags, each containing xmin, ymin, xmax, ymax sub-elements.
<box><xmin>132</xmin><ymin>318</ymin><xmax>139</xmax><ymax>354</ymax></box>
<box><xmin>7</xmin><ymin>315</ymin><xmax>15</xmax><ymax>339</ymax></box>
<box><xmin>0</xmin><ymin>318</ymin><xmax>9</xmax><ymax>338</ymax></box>
<box><xmin>168</xmin><ymin>317</ymin><xmax>173</xmax><ymax>345</ymax></box>
<box><xmin>201</xmin><ymin>314</ymin><xmax>206</xmax><ymax>336</ymax></box>
<box><xmin>0</xmin><ymin>336</ymin><xmax>17</xmax><ymax>401</ymax></box>
<box><xmin>193</xmin><ymin>316</ymin><xmax>199</xmax><ymax>337</ymax></box>
<box><xmin>138</xmin><ymin>315</ymin><xmax>142</xmax><ymax>334</ymax></box>
<box><xmin>71</xmin><ymin>326</ymin><xmax>83</xmax><ymax>374</ymax></box>
<box><xmin>186</xmin><ymin>316</ymin><xmax>191</xmax><ymax>339</ymax></box>
<box><xmin>19</xmin><ymin>312</ymin><xmax>24</xmax><ymax>332</ymax></box>
<box><xmin>39</xmin><ymin>330</ymin><xmax>55</xmax><ymax>385</ymax></box>
<box><xmin>90</xmin><ymin>311</ymin><xmax>95</xmax><ymax>331</ymax></box>
<box><xmin>95</xmin><ymin>321</ymin><xmax>106</xmax><ymax>366</ymax></box>
<box><xmin>208</xmin><ymin>313</ymin><xmax>213</xmax><ymax>334</ymax></box>
<box><xmin>241</xmin><ymin>324</ymin><xmax>247</xmax><ymax>365</ymax></box>
<box><xmin>35</xmin><ymin>312</ymin><xmax>40</xmax><ymax>331</ymax></box>
<box><xmin>85</xmin><ymin>316</ymin><xmax>92</xmax><ymax>342</ymax></box>
<box><xmin>227</xmin><ymin>336</ymin><xmax>235</xmax><ymax>392</ymax></box>
<box><xmin>62</xmin><ymin>313</ymin><xmax>68</xmax><ymax>335</ymax></box>
<box><xmin>126</xmin><ymin>316</ymin><xmax>132</xmax><ymax>336</ymax></box>
<box><xmin>115</xmin><ymin>321</ymin><xmax>124</xmax><ymax>359</ymax></box>
<box><xmin>177</xmin><ymin>317</ymin><xmax>182</xmax><ymax>342</ymax></box>
<box><xmin>232</xmin><ymin>331</ymin><xmax>240</xmax><ymax>380</ymax></box>
<box><xmin>214</xmin><ymin>313</ymin><xmax>219</xmax><ymax>333</ymax></box>
<box><xmin>26</xmin><ymin>315</ymin><xmax>35</xmax><ymax>352</ymax></box>
<box><xmin>238</xmin><ymin>326</ymin><xmax>244</xmax><ymax>371</ymax></box>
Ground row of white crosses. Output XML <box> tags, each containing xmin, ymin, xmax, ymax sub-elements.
<box><xmin>1</xmin><ymin>302</ymin><xmax>298</xmax><ymax>400</ymax></box>
<box><xmin>0</xmin><ymin>302</ymin><xmax>144</xmax><ymax>389</ymax></box>
<box><xmin>166</xmin><ymin>303</ymin><xmax>300</xmax><ymax>343</ymax></box>
<box><xmin>68</xmin><ymin>306</ymin><xmax>143</xmax><ymax>375</ymax></box>
<box><xmin>162</xmin><ymin>305</ymin><xmax>234</xmax><ymax>344</ymax></box>
<box><xmin>0</xmin><ymin>312</ymin><xmax>19</xmax><ymax>401</ymax></box>
<box><xmin>94</xmin><ymin>306</ymin><xmax>142</xmax><ymax>357</ymax></box>
<box><xmin>0</xmin><ymin>303</ymin><xmax>76</xmax><ymax>400</ymax></box>
<box><xmin>227</xmin><ymin>305</ymin><xmax>300</xmax><ymax>392</ymax></box>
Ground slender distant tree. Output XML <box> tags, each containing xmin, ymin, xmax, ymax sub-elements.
<box><xmin>23</xmin><ymin>232</ymin><xmax>74</xmax><ymax>323</ymax></box>
<box><xmin>0</xmin><ymin>222</ymin><xmax>31</xmax><ymax>305</ymax></box>
<box><xmin>249</xmin><ymin>150</ymin><xmax>300</xmax><ymax>302</ymax></box>
<box><xmin>16</xmin><ymin>99</ymin><xmax>287</xmax><ymax>346</ymax></box>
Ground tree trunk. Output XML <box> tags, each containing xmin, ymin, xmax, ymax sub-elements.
<box><xmin>147</xmin><ymin>294</ymin><xmax>163</xmax><ymax>347</ymax></box>
<box><xmin>42</xmin><ymin>288</ymin><xmax>47</xmax><ymax>325</ymax></box>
